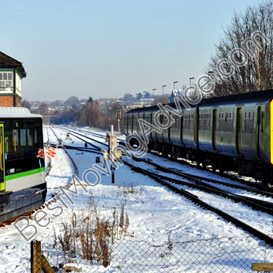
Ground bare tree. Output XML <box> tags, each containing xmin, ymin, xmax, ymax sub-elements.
<box><xmin>21</xmin><ymin>100</ymin><xmax>31</xmax><ymax>110</ymax></box>
<box><xmin>37</xmin><ymin>103</ymin><xmax>49</xmax><ymax>116</ymax></box>
<box><xmin>208</xmin><ymin>1</ymin><xmax>273</xmax><ymax>96</ymax></box>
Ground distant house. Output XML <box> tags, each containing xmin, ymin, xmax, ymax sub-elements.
<box><xmin>169</xmin><ymin>90</ymin><xmax>180</xmax><ymax>103</ymax></box>
<box><xmin>0</xmin><ymin>51</ymin><xmax>26</xmax><ymax>107</ymax></box>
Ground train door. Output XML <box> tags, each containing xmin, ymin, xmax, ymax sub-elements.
<box><xmin>212</xmin><ymin>109</ymin><xmax>217</xmax><ymax>150</ymax></box>
<box><xmin>168</xmin><ymin>111</ymin><xmax>171</xmax><ymax>143</ymax></box>
<box><xmin>0</xmin><ymin>124</ymin><xmax>5</xmax><ymax>191</ymax></box>
<box><xmin>257</xmin><ymin>106</ymin><xmax>261</xmax><ymax>158</ymax></box>
<box><xmin>180</xmin><ymin>112</ymin><xmax>184</xmax><ymax>145</ymax></box>
<box><xmin>236</xmin><ymin>107</ymin><xmax>242</xmax><ymax>154</ymax></box>
<box><xmin>194</xmin><ymin>108</ymin><xmax>199</xmax><ymax>148</ymax></box>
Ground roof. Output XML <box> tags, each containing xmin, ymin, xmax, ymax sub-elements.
<box><xmin>199</xmin><ymin>89</ymin><xmax>273</xmax><ymax>106</ymax></box>
<box><xmin>0</xmin><ymin>107</ymin><xmax>41</xmax><ymax>118</ymax></box>
<box><xmin>126</xmin><ymin>89</ymin><xmax>273</xmax><ymax>114</ymax></box>
<box><xmin>0</xmin><ymin>51</ymin><xmax>26</xmax><ymax>78</ymax></box>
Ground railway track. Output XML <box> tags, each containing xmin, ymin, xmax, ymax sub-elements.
<box><xmin>164</xmin><ymin>154</ymin><xmax>268</xmax><ymax>191</ymax></box>
<box><xmin>59</xmin><ymin>126</ymin><xmax>273</xmax><ymax>198</ymax></box>
<box><xmin>50</xmin><ymin>126</ymin><xmax>273</xmax><ymax>246</ymax></box>
<box><xmin>129</xmin><ymin>157</ymin><xmax>273</xmax><ymax>212</ymax></box>
<box><xmin>60</xmin><ymin>126</ymin><xmax>108</xmax><ymax>147</ymax></box>
<box><xmin>122</xmin><ymin>159</ymin><xmax>273</xmax><ymax>246</ymax></box>
<box><xmin>131</xmin><ymin>156</ymin><xmax>273</xmax><ymax>199</ymax></box>
<box><xmin>66</xmin><ymin>126</ymin><xmax>273</xmax><ymax>193</ymax></box>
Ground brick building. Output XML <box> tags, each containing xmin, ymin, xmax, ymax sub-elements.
<box><xmin>0</xmin><ymin>51</ymin><xmax>26</xmax><ymax>107</ymax></box>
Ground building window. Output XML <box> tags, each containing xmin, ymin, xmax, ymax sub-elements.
<box><xmin>0</xmin><ymin>72</ymin><xmax>13</xmax><ymax>91</ymax></box>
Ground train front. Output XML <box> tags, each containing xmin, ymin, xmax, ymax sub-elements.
<box><xmin>0</xmin><ymin>107</ymin><xmax>46</xmax><ymax>223</ymax></box>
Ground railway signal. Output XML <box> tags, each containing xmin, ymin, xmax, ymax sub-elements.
<box><xmin>103</xmin><ymin>125</ymin><xmax>122</xmax><ymax>183</ymax></box>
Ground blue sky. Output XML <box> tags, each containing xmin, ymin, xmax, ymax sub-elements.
<box><xmin>1</xmin><ymin>0</ymin><xmax>260</xmax><ymax>101</ymax></box>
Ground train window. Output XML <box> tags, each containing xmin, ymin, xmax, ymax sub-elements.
<box><xmin>27</xmin><ymin>129</ymin><xmax>33</xmax><ymax>145</ymax></box>
<box><xmin>183</xmin><ymin>113</ymin><xmax>194</xmax><ymax>130</ymax></box>
<box><xmin>3</xmin><ymin>119</ymin><xmax>43</xmax><ymax>160</ymax></box>
<box><xmin>226</xmin><ymin>113</ymin><xmax>233</xmax><ymax>132</ymax></box>
<box><xmin>244</xmin><ymin>111</ymin><xmax>254</xmax><ymax>134</ymax></box>
<box><xmin>199</xmin><ymin>112</ymin><xmax>211</xmax><ymax>131</ymax></box>
<box><xmin>4</xmin><ymin>137</ymin><xmax>8</xmax><ymax>155</ymax></box>
<box><xmin>218</xmin><ymin>111</ymin><xmax>233</xmax><ymax>132</ymax></box>
<box><xmin>12</xmin><ymin>129</ymin><xmax>19</xmax><ymax>151</ymax></box>
<box><xmin>20</xmin><ymin>129</ymin><xmax>27</xmax><ymax>146</ymax></box>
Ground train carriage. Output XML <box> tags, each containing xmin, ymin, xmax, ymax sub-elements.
<box><xmin>198</xmin><ymin>106</ymin><xmax>214</xmax><ymax>152</ymax></box>
<box><xmin>197</xmin><ymin>93</ymin><xmax>272</xmax><ymax>178</ymax></box>
<box><xmin>125</xmin><ymin>90</ymin><xmax>273</xmax><ymax>186</ymax></box>
<box><xmin>169</xmin><ymin>113</ymin><xmax>183</xmax><ymax>147</ymax></box>
<box><xmin>143</xmin><ymin>111</ymin><xmax>153</xmax><ymax>142</ymax></box>
<box><xmin>150</xmin><ymin>107</ymin><xmax>160</xmax><ymax>144</ymax></box>
<box><xmin>181</xmin><ymin>108</ymin><xmax>198</xmax><ymax>150</ymax></box>
<box><xmin>0</xmin><ymin>107</ymin><xmax>46</xmax><ymax>223</ymax></box>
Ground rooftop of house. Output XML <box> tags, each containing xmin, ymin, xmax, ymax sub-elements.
<box><xmin>0</xmin><ymin>51</ymin><xmax>26</xmax><ymax>78</ymax></box>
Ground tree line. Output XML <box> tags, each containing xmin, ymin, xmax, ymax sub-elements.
<box><xmin>77</xmin><ymin>97</ymin><xmax>124</xmax><ymax>131</ymax></box>
<box><xmin>208</xmin><ymin>0</ymin><xmax>273</xmax><ymax>96</ymax></box>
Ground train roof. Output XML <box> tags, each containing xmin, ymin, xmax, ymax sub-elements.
<box><xmin>0</xmin><ymin>107</ymin><xmax>42</xmax><ymax>118</ymax></box>
<box><xmin>126</xmin><ymin>89</ymin><xmax>273</xmax><ymax>114</ymax></box>
<box><xmin>200</xmin><ymin>88</ymin><xmax>273</xmax><ymax>106</ymax></box>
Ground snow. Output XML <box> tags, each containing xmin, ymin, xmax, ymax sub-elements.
<box><xmin>122</xmin><ymin>157</ymin><xmax>273</xmax><ymax>236</ymax></box>
<box><xmin>0</xmin><ymin>125</ymin><xmax>273</xmax><ymax>272</ymax></box>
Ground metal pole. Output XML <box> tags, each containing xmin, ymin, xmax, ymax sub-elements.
<box><xmin>162</xmin><ymin>84</ymin><xmax>167</xmax><ymax>95</ymax></box>
<box><xmin>173</xmin><ymin>81</ymin><xmax>178</xmax><ymax>90</ymax></box>
<box><xmin>189</xmin><ymin>77</ymin><xmax>195</xmax><ymax>87</ymax></box>
<box><xmin>111</xmin><ymin>165</ymin><xmax>115</xmax><ymax>183</ymax></box>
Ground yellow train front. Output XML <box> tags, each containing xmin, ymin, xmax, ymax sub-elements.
<box><xmin>0</xmin><ymin>107</ymin><xmax>46</xmax><ymax>223</ymax></box>
<box><xmin>125</xmin><ymin>90</ymin><xmax>273</xmax><ymax>187</ymax></box>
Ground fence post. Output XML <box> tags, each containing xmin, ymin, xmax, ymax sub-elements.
<box><xmin>41</xmin><ymin>255</ymin><xmax>55</xmax><ymax>273</ymax></box>
<box><xmin>252</xmin><ymin>263</ymin><xmax>273</xmax><ymax>272</ymax></box>
<box><xmin>31</xmin><ymin>240</ymin><xmax>55</xmax><ymax>273</ymax></box>
<box><xmin>31</xmin><ymin>240</ymin><xmax>42</xmax><ymax>273</ymax></box>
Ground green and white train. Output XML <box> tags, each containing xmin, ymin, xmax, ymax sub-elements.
<box><xmin>125</xmin><ymin>90</ymin><xmax>273</xmax><ymax>186</ymax></box>
<box><xmin>0</xmin><ymin>107</ymin><xmax>46</xmax><ymax>223</ymax></box>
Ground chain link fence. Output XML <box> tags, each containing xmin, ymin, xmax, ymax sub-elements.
<box><xmin>41</xmin><ymin>236</ymin><xmax>273</xmax><ymax>273</ymax></box>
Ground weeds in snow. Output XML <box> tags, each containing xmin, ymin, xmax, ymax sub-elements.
<box><xmin>118</xmin><ymin>183</ymin><xmax>144</xmax><ymax>205</ymax></box>
<box><xmin>53</xmin><ymin>199</ymin><xmax>130</xmax><ymax>267</ymax></box>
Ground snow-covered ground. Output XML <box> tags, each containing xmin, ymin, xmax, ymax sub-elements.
<box><xmin>123</xmin><ymin>159</ymin><xmax>273</xmax><ymax>236</ymax></box>
<box><xmin>0</xmin><ymin>126</ymin><xmax>273</xmax><ymax>273</ymax></box>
